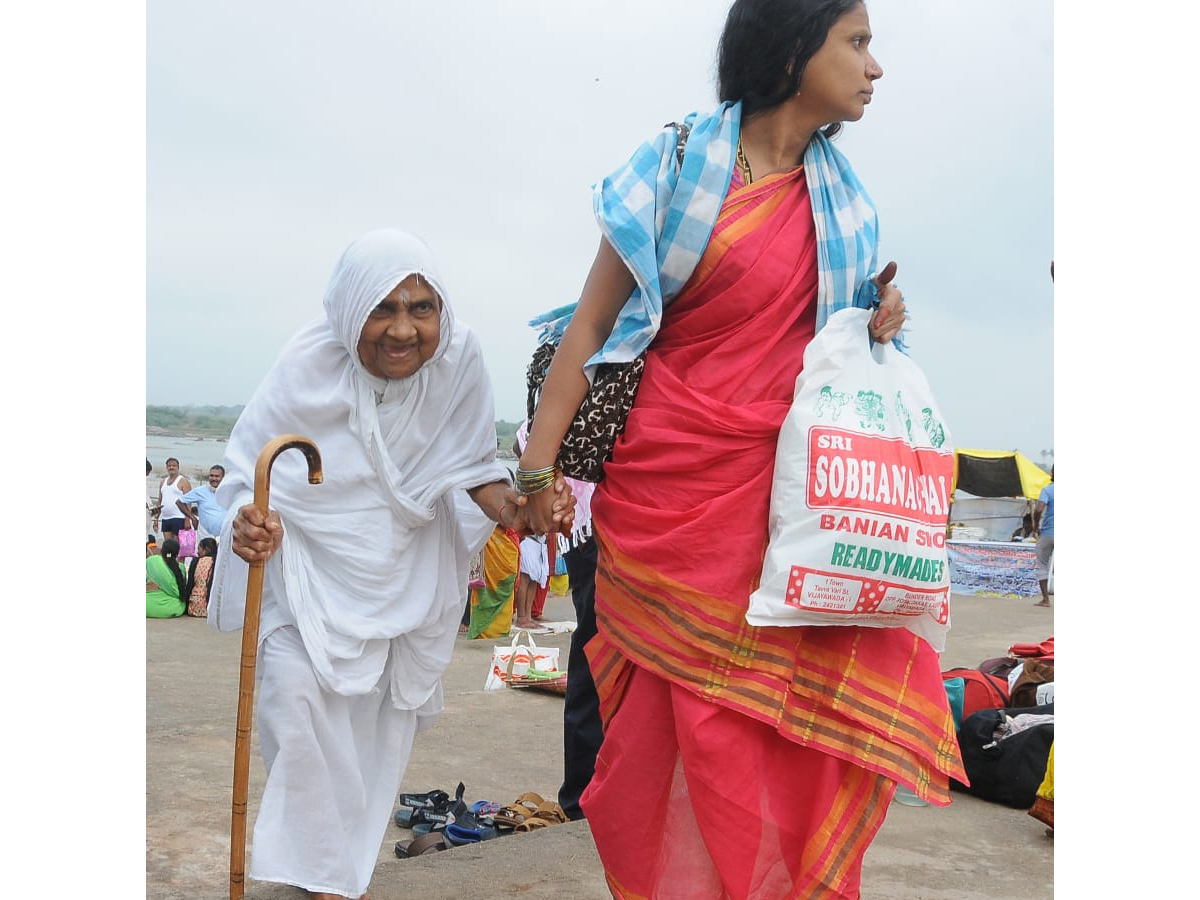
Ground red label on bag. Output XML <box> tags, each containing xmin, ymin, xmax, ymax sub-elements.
<box><xmin>805</xmin><ymin>426</ymin><xmax>953</xmax><ymax>527</ymax></box>
<box><xmin>785</xmin><ymin>565</ymin><xmax>949</xmax><ymax>622</ymax></box>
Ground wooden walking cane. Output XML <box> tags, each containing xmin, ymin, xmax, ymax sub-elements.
<box><xmin>229</xmin><ymin>435</ymin><xmax>323</xmax><ymax>900</ymax></box>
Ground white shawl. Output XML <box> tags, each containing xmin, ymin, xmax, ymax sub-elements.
<box><xmin>208</xmin><ymin>229</ymin><xmax>508</xmax><ymax>710</ymax></box>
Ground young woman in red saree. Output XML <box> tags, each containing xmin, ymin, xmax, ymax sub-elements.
<box><xmin>520</xmin><ymin>3</ymin><xmax>965</xmax><ymax>897</ymax></box>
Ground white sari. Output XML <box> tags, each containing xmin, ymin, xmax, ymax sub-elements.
<box><xmin>208</xmin><ymin>228</ymin><xmax>508</xmax><ymax>896</ymax></box>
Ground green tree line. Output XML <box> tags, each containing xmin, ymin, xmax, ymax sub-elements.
<box><xmin>148</xmin><ymin>406</ymin><xmax>523</xmax><ymax>451</ymax></box>
<box><xmin>147</xmin><ymin>405</ymin><xmax>244</xmax><ymax>437</ymax></box>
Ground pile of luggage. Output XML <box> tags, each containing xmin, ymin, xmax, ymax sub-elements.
<box><xmin>942</xmin><ymin>637</ymin><xmax>1054</xmax><ymax>829</ymax></box>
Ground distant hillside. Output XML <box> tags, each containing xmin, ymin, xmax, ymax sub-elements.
<box><xmin>149</xmin><ymin>407</ymin><xmax>523</xmax><ymax>453</ymax></box>
<box><xmin>147</xmin><ymin>405</ymin><xmax>244</xmax><ymax>438</ymax></box>
<box><xmin>496</xmin><ymin>420</ymin><xmax>520</xmax><ymax>457</ymax></box>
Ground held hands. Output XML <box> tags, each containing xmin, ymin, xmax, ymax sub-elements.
<box><xmin>869</xmin><ymin>260</ymin><xmax>906</xmax><ymax>343</ymax></box>
<box><xmin>232</xmin><ymin>503</ymin><xmax>284</xmax><ymax>563</ymax></box>
<box><xmin>502</xmin><ymin>475</ymin><xmax>577</xmax><ymax>537</ymax></box>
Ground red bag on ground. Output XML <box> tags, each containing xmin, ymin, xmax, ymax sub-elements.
<box><xmin>941</xmin><ymin>667</ymin><xmax>1010</xmax><ymax>720</ymax></box>
<box><xmin>1009</xmin><ymin>636</ymin><xmax>1054</xmax><ymax>661</ymax></box>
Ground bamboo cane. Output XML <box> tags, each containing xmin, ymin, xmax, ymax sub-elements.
<box><xmin>230</xmin><ymin>435</ymin><xmax>323</xmax><ymax>900</ymax></box>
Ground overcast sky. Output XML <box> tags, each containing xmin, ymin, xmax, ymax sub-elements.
<box><xmin>146</xmin><ymin>0</ymin><xmax>1054</xmax><ymax>463</ymax></box>
<box><xmin>14</xmin><ymin>4</ymin><xmax>1200</xmax><ymax>888</ymax></box>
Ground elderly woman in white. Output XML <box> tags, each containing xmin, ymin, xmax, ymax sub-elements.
<box><xmin>209</xmin><ymin>229</ymin><xmax>571</xmax><ymax>900</ymax></box>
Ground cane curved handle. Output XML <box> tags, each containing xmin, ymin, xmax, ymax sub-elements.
<box><xmin>250</xmin><ymin>434</ymin><xmax>324</xmax><ymax>528</ymax></box>
<box><xmin>230</xmin><ymin>434</ymin><xmax>322</xmax><ymax>900</ymax></box>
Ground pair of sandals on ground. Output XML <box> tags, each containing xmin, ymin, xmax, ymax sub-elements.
<box><xmin>394</xmin><ymin>783</ymin><xmax>569</xmax><ymax>858</ymax></box>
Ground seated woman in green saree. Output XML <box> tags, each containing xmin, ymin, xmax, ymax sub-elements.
<box><xmin>147</xmin><ymin>537</ymin><xmax>187</xmax><ymax>618</ymax></box>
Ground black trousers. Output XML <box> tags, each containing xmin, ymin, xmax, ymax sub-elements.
<box><xmin>557</xmin><ymin>538</ymin><xmax>603</xmax><ymax>820</ymax></box>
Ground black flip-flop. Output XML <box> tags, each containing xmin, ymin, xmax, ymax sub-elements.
<box><xmin>444</xmin><ymin>810</ymin><xmax>499</xmax><ymax>845</ymax></box>
<box><xmin>398</xmin><ymin>787</ymin><xmax>450</xmax><ymax>810</ymax></box>
<box><xmin>394</xmin><ymin>782</ymin><xmax>467</xmax><ymax>828</ymax></box>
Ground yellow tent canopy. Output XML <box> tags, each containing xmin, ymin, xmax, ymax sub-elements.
<box><xmin>951</xmin><ymin>449</ymin><xmax>1051</xmax><ymax>501</ymax></box>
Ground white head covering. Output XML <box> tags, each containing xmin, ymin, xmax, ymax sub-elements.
<box><xmin>209</xmin><ymin>229</ymin><xmax>508</xmax><ymax>708</ymax></box>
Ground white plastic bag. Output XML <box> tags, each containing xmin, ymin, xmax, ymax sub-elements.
<box><xmin>483</xmin><ymin>629</ymin><xmax>561</xmax><ymax>691</ymax></box>
<box><xmin>747</xmin><ymin>308</ymin><xmax>956</xmax><ymax>651</ymax></box>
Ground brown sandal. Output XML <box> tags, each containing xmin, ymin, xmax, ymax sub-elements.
<box><xmin>394</xmin><ymin>830</ymin><xmax>449</xmax><ymax>858</ymax></box>
<box><xmin>493</xmin><ymin>805</ymin><xmax>533</xmax><ymax>831</ymax></box>
<box><xmin>532</xmin><ymin>801</ymin><xmax>568</xmax><ymax>824</ymax></box>
<box><xmin>513</xmin><ymin>800</ymin><xmax>569</xmax><ymax>832</ymax></box>
<box><xmin>512</xmin><ymin>792</ymin><xmax>547</xmax><ymax>815</ymax></box>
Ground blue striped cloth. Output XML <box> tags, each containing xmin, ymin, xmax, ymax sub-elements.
<box><xmin>530</xmin><ymin>100</ymin><xmax>889</xmax><ymax>371</ymax></box>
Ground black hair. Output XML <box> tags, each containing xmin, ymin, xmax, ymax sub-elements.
<box><xmin>160</xmin><ymin>537</ymin><xmax>187</xmax><ymax>600</ymax></box>
<box><xmin>184</xmin><ymin>538</ymin><xmax>220</xmax><ymax>606</ymax></box>
<box><xmin>210</xmin><ymin>464</ymin><xmax>225</xmax><ymax>476</ymax></box>
<box><xmin>717</xmin><ymin>0</ymin><xmax>863</xmax><ymax>136</ymax></box>
<box><xmin>147</xmin><ymin>458</ymin><xmax>152</xmax><ymax>475</ymax></box>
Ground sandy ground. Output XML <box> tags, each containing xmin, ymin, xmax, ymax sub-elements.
<box><xmin>147</xmin><ymin>589</ymin><xmax>1054</xmax><ymax>899</ymax></box>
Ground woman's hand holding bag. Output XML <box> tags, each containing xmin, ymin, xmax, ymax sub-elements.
<box><xmin>747</xmin><ymin>307</ymin><xmax>956</xmax><ymax>651</ymax></box>
<box><xmin>868</xmin><ymin>261</ymin><xmax>906</xmax><ymax>343</ymax></box>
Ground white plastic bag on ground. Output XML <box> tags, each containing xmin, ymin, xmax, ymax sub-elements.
<box><xmin>747</xmin><ymin>308</ymin><xmax>956</xmax><ymax>651</ymax></box>
<box><xmin>483</xmin><ymin>629</ymin><xmax>561</xmax><ymax>691</ymax></box>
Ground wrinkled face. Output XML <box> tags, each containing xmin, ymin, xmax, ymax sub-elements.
<box><xmin>356</xmin><ymin>274</ymin><xmax>442</xmax><ymax>380</ymax></box>
<box><xmin>797</xmin><ymin>3</ymin><xmax>882</xmax><ymax>125</ymax></box>
<box><xmin>208</xmin><ymin>468</ymin><xmax>224</xmax><ymax>489</ymax></box>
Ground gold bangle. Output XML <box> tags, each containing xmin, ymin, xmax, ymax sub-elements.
<box><xmin>514</xmin><ymin>465</ymin><xmax>559</xmax><ymax>496</ymax></box>
<box><xmin>515</xmin><ymin>465</ymin><xmax>555</xmax><ymax>478</ymax></box>
<box><xmin>516</xmin><ymin>477</ymin><xmax>555</xmax><ymax>497</ymax></box>
<box><xmin>515</xmin><ymin>465</ymin><xmax>556</xmax><ymax>482</ymax></box>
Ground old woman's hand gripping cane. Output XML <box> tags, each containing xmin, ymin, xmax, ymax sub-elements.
<box><xmin>230</xmin><ymin>435</ymin><xmax>322</xmax><ymax>900</ymax></box>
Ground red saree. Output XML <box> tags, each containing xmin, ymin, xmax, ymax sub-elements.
<box><xmin>583</xmin><ymin>166</ymin><xmax>965</xmax><ymax>900</ymax></box>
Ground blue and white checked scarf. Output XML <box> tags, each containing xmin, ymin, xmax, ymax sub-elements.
<box><xmin>530</xmin><ymin>100</ymin><xmax>888</xmax><ymax>371</ymax></box>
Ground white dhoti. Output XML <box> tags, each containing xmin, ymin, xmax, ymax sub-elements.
<box><xmin>250</xmin><ymin>625</ymin><xmax>438</xmax><ymax>897</ymax></box>
<box><xmin>519</xmin><ymin>536</ymin><xmax>549</xmax><ymax>588</ymax></box>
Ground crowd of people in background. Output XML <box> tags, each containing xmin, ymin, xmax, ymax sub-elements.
<box><xmin>146</xmin><ymin>456</ymin><xmax>225</xmax><ymax>619</ymax></box>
